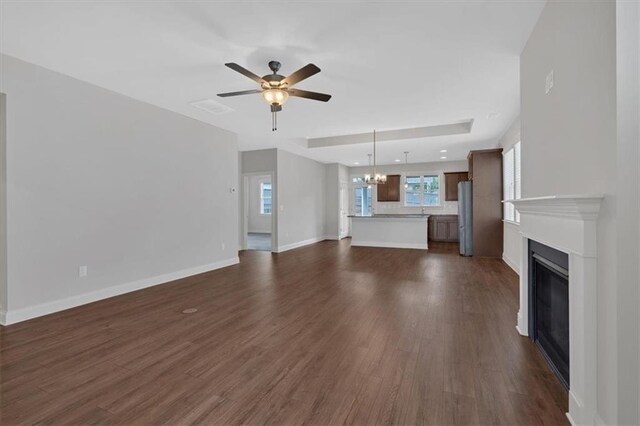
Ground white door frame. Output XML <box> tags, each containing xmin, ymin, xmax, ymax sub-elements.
<box><xmin>242</xmin><ymin>171</ymin><xmax>276</xmax><ymax>252</ymax></box>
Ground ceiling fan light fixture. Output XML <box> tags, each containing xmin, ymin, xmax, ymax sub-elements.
<box><xmin>262</xmin><ymin>88</ymin><xmax>289</xmax><ymax>106</ymax></box>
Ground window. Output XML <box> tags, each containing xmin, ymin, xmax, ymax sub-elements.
<box><xmin>354</xmin><ymin>186</ymin><xmax>373</xmax><ymax>216</ymax></box>
<box><xmin>503</xmin><ymin>142</ymin><xmax>522</xmax><ymax>222</ymax></box>
<box><xmin>260</xmin><ymin>182</ymin><xmax>272</xmax><ymax>214</ymax></box>
<box><xmin>404</xmin><ymin>175</ymin><xmax>440</xmax><ymax>207</ymax></box>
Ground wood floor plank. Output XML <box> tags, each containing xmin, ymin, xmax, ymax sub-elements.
<box><xmin>0</xmin><ymin>240</ymin><xmax>569</xmax><ymax>425</ymax></box>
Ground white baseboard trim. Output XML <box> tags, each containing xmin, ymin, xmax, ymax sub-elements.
<box><xmin>516</xmin><ymin>310</ymin><xmax>528</xmax><ymax>336</ymax></box>
<box><xmin>0</xmin><ymin>257</ymin><xmax>239</xmax><ymax>326</ymax></box>
<box><xmin>566</xmin><ymin>410</ymin><xmax>606</xmax><ymax>426</ymax></box>
<box><xmin>502</xmin><ymin>253</ymin><xmax>520</xmax><ymax>275</ymax></box>
<box><xmin>325</xmin><ymin>235</ymin><xmax>351</xmax><ymax>241</ymax></box>
<box><xmin>275</xmin><ymin>237</ymin><xmax>326</xmax><ymax>253</ymax></box>
<box><xmin>351</xmin><ymin>241</ymin><xmax>428</xmax><ymax>250</ymax></box>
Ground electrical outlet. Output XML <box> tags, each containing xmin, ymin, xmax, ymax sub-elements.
<box><xmin>79</xmin><ymin>266</ymin><xmax>88</xmax><ymax>278</ymax></box>
<box><xmin>545</xmin><ymin>70</ymin><xmax>554</xmax><ymax>94</ymax></box>
<box><xmin>221</xmin><ymin>242</ymin><xmax>226</xmax><ymax>250</ymax></box>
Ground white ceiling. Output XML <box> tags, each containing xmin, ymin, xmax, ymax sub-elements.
<box><xmin>0</xmin><ymin>0</ymin><xmax>544</xmax><ymax>165</ymax></box>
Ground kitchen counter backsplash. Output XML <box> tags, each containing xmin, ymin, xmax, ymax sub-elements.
<box><xmin>374</xmin><ymin>201</ymin><xmax>459</xmax><ymax>215</ymax></box>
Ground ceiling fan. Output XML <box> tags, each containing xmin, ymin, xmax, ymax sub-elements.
<box><xmin>218</xmin><ymin>61</ymin><xmax>331</xmax><ymax>131</ymax></box>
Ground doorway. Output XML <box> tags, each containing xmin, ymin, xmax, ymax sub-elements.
<box><xmin>244</xmin><ymin>173</ymin><xmax>273</xmax><ymax>251</ymax></box>
<box><xmin>339</xmin><ymin>182</ymin><xmax>349</xmax><ymax>238</ymax></box>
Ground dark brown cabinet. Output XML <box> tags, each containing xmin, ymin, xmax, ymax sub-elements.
<box><xmin>428</xmin><ymin>215</ymin><xmax>459</xmax><ymax>242</ymax></box>
<box><xmin>444</xmin><ymin>172</ymin><xmax>469</xmax><ymax>201</ymax></box>
<box><xmin>377</xmin><ymin>175</ymin><xmax>401</xmax><ymax>202</ymax></box>
<box><xmin>467</xmin><ymin>149</ymin><xmax>503</xmax><ymax>258</ymax></box>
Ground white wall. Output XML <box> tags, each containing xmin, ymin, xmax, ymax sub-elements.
<box><xmin>241</xmin><ymin>148</ymin><xmax>277</xmax><ymax>173</ymax></box>
<box><xmin>0</xmin><ymin>55</ymin><xmax>239</xmax><ymax>324</ymax></box>
<box><xmin>247</xmin><ymin>175</ymin><xmax>271</xmax><ymax>233</ymax></box>
<box><xmin>276</xmin><ymin>149</ymin><xmax>326</xmax><ymax>251</ymax></box>
<box><xmin>347</xmin><ymin>160</ymin><xmax>468</xmax><ymax>215</ymax></box>
<box><xmin>499</xmin><ymin>117</ymin><xmax>521</xmax><ymax>274</ymax></box>
<box><xmin>325</xmin><ymin>164</ymin><xmax>340</xmax><ymax>239</ymax></box>
<box><xmin>521</xmin><ymin>2</ymin><xmax>636</xmax><ymax>424</ymax></box>
<box><xmin>616</xmin><ymin>1</ymin><xmax>640</xmax><ymax>424</ymax></box>
<box><xmin>0</xmin><ymin>93</ymin><xmax>6</xmax><ymax>316</ymax></box>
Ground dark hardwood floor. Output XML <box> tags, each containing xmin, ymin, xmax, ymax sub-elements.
<box><xmin>0</xmin><ymin>240</ymin><xmax>568</xmax><ymax>425</ymax></box>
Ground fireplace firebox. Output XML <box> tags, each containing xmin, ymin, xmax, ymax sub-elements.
<box><xmin>528</xmin><ymin>240</ymin><xmax>570</xmax><ymax>389</ymax></box>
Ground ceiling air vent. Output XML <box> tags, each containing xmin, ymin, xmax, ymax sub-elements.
<box><xmin>190</xmin><ymin>99</ymin><xmax>234</xmax><ymax>115</ymax></box>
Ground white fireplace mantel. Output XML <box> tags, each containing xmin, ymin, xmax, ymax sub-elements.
<box><xmin>508</xmin><ymin>194</ymin><xmax>604</xmax><ymax>426</ymax></box>
<box><xmin>510</xmin><ymin>194</ymin><xmax>604</xmax><ymax>220</ymax></box>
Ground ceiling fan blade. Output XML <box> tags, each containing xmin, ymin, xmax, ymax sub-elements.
<box><xmin>288</xmin><ymin>88</ymin><xmax>332</xmax><ymax>102</ymax></box>
<box><xmin>225</xmin><ymin>63</ymin><xmax>266</xmax><ymax>84</ymax></box>
<box><xmin>281</xmin><ymin>64</ymin><xmax>321</xmax><ymax>87</ymax></box>
<box><xmin>217</xmin><ymin>89</ymin><xmax>263</xmax><ymax>97</ymax></box>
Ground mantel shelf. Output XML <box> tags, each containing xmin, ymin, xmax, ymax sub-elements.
<box><xmin>504</xmin><ymin>194</ymin><xmax>604</xmax><ymax>220</ymax></box>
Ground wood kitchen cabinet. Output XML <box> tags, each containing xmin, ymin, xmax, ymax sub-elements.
<box><xmin>467</xmin><ymin>148</ymin><xmax>503</xmax><ymax>257</ymax></box>
<box><xmin>444</xmin><ymin>172</ymin><xmax>469</xmax><ymax>201</ymax></box>
<box><xmin>428</xmin><ymin>215</ymin><xmax>459</xmax><ymax>242</ymax></box>
<box><xmin>377</xmin><ymin>175</ymin><xmax>401</xmax><ymax>202</ymax></box>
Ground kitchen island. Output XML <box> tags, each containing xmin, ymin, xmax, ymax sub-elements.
<box><xmin>349</xmin><ymin>214</ymin><xmax>430</xmax><ymax>250</ymax></box>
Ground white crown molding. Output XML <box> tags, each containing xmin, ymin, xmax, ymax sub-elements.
<box><xmin>505</xmin><ymin>194</ymin><xmax>604</xmax><ymax>220</ymax></box>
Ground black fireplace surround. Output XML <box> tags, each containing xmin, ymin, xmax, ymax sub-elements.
<box><xmin>528</xmin><ymin>240</ymin><xmax>570</xmax><ymax>390</ymax></box>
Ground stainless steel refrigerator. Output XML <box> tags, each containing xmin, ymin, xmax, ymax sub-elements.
<box><xmin>458</xmin><ymin>181</ymin><xmax>473</xmax><ymax>256</ymax></box>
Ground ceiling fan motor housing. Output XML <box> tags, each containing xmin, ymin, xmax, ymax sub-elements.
<box><xmin>262</xmin><ymin>74</ymin><xmax>285</xmax><ymax>87</ymax></box>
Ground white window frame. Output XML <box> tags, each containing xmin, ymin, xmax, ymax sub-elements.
<box><xmin>260</xmin><ymin>181</ymin><xmax>272</xmax><ymax>215</ymax></box>
<box><xmin>403</xmin><ymin>174</ymin><xmax>442</xmax><ymax>207</ymax></box>
<box><xmin>503</xmin><ymin>141</ymin><xmax>521</xmax><ymax>223</ymax></box>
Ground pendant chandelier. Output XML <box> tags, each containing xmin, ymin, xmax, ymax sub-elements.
<box><xmin>364</xmin><ymin>130</ymin><xmax>387</xmax><ymax>185</ymax></box>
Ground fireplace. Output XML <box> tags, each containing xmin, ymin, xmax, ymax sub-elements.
<box><xmin>510</xmin><ymin>194</ymin><xmax>602</xmax><ymax>425</ymax></box>
<box><xmin>529</xmin><ymin>240</ymin><xmax>570</xmax><ymax>389</ymax></box>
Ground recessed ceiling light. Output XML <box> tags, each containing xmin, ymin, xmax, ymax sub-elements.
<box><xmin>354</xmin><ymin>162</ymin><xmax>360</xmax><ymax>165</ymax></box>
<box><xmin>440</xmin><ymin>156</ymin><xmax>447</xmax><ymax>160</ymax></box>
<box><xmin>394</xmin><ymin>159</ymin><xmax>401</xmax><ymax>162</ymax></box>
<box><xmin>440</xmin><ymin>149</ymin><xmax>447</xmax><ymax>153</ymax></box>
